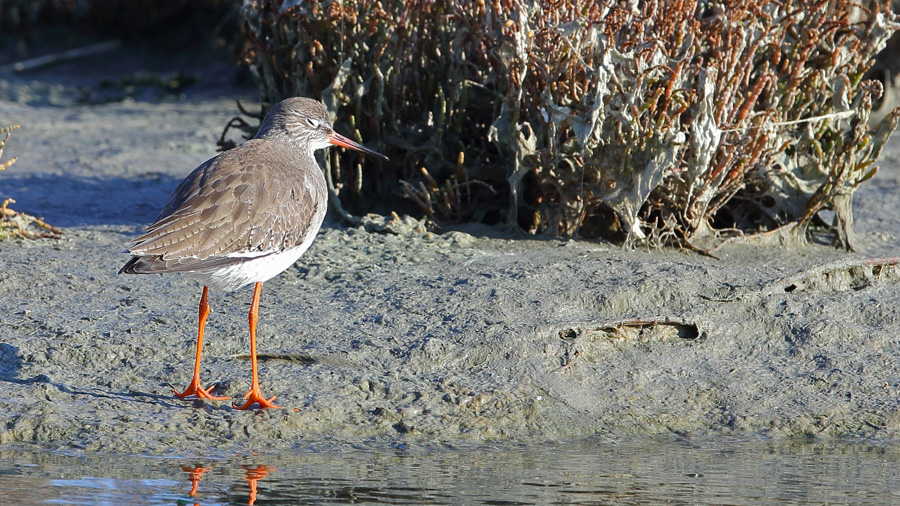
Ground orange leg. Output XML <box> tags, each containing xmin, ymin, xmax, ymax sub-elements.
<box><xmin>175</xmin><ymin>286</ymin><xmax>230</xmax><ymax>401</ymax></box>
<box><xmin>234</xmin><ymin>282</ymin><xmax>281</xmax><ymax>409</ymax></box>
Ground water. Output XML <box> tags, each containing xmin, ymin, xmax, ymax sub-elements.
<box><xmin>2</xmin><ymin>436</ymin><xmax>899</xmax><ymax>505</ymax></box>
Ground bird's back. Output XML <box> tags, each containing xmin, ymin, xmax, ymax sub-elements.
<box><xmin>121</xmin><ymin>138</ymin><xmax>328</xmax><ymax>276</ymax></box>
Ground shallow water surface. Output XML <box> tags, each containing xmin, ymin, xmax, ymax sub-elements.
<box><xmin>1</xmin><ymin>436</ymin><xmax>899</xmax><ymax>505</ymax></box>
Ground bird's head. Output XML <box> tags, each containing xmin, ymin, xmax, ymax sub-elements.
<box><xmin>257</xmin><ymin>97</ymin><xmax>388</xmax><ymax>160</ymax></box>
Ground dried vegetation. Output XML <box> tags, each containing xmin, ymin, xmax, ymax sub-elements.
<box><xmin>239</xmin><ymin>0</ymin><xmax>899</xmax><ymax>248</ymax></box>
<box><xmin>0</xmin><ymin>125</ymin><xmax>62</xmax><ymax>240</ymax></box>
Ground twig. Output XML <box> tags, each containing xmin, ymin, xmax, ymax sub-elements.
<box><xmin>0</xmin><ymin>41</ymin><xmax>122</xmax><ymax>73</ymax></box>
<box><xmin>720</xmin><ymin>110</ymin><xmax>857</xmax><ymax>133</ymax></box>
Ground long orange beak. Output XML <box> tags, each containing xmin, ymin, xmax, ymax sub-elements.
<box><xmin>328</xmin><ymin>131</ymin><xmax>389</xmax><ymax>160</ymax></box>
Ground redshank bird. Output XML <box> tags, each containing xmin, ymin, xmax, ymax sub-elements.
<box><xmin>120</xmin><ymin>97</ymin><xmax>387</xmax><ymax>409</ymax></box>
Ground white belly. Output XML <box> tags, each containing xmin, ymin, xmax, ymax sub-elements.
<box><xmin>190</xmin><ymin>244</ymin><xmax>311</xmax><ymax>292</ymax></box>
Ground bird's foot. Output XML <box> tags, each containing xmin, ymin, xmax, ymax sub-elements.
<box><xmin>233</xmin><ymin>386</ymin><xmax>281</xmax><ymax>410</ymax></box>
<box><xmin>174</xmin><ymin>380</ymin><xmax>230</xmax><ymax>401</ymax></box>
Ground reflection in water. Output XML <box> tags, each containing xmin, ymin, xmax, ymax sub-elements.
<box><xmin>180</xmin><ymin>464</ymin><xmax>273</xmax><ymax>505</ymax></box>
<box><xmin>1</xmin><ymin>436</ymin><xmax>900</xmax><ymax>505</ymax></box>
<box><xmin>243</xmin><ymin>465</ymin><xmax>273</xmax><ymax>505</ymax></box>
<box><xmin>181</xmin><ymin>465</ymin><xmax>211</xmax><ymax>498</ymax></box>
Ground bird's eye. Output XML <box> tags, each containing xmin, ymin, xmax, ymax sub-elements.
<box><xmin>306</xmin><ymin>118</ymin><xmax>320</xmax><ymax>128</ymax></box>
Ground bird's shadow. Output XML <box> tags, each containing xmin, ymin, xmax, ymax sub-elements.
<box><xmin>0</xmin><ymin>345</ymin><xmax>231</xmax><ymax>410</ymax></box>
<box><xmin>0</xmin><ymin>343</ymin><xmax>21</xmax><ymax>382</ymax></box>
<box><xmin>0</xmin><ymin>173</ymin><xmax>183</xmax><ymax>228</ymax></box>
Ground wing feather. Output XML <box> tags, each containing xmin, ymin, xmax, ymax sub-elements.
<box><xmin>121</xmin><ymin>138</ymin><xmax>327</xmax><ymax>275</ymax></box>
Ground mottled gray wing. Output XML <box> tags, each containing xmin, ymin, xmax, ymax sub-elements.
<box><xmin>123</xmin><ymin>139</ymin><xmax>326</xmax><ymax>273</ymax></box>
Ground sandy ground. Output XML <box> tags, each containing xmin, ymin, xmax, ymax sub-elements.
<box><xmin>2</xmin><ymin>48</ymin><xmax>900</xmax><ymax>456</ymax></box>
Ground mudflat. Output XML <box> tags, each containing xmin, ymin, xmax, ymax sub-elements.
<box><xmin>2</xmin><ymin>51</ymin><xmax>900</xmax><ymax>455</ymax></box>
